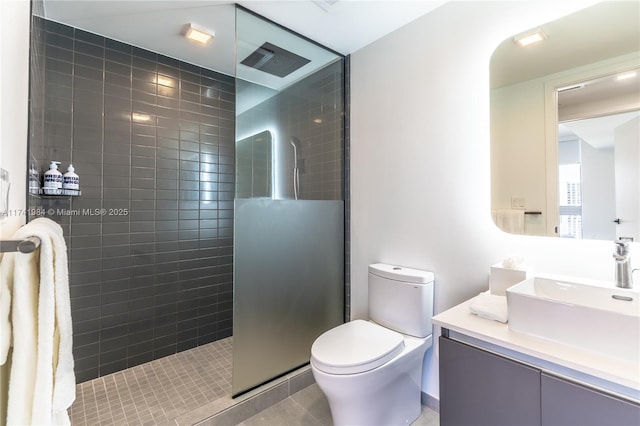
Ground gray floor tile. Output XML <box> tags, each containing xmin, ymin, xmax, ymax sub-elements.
<box><xmin>70</xmin><ymin>337</ymin><xmax>440</xmax><ymax>426</ymax></box>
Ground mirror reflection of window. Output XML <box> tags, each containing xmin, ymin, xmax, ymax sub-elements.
<box><xmin>558</xmin><ymin>161</ymin><xmax>582</xmax><ymax>239</ymax></box>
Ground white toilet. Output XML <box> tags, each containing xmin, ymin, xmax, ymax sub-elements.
<box><xmin>311</xmin><ymin>263</ymin><xmax>434</xmax><ymax>426</ymax></box>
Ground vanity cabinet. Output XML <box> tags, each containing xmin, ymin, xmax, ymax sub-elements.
<box><xmin>439</xmin><ymin>335</ymin><xmax>640</xmax><ymax>426</ymax></box>
<box><xmin>439</xmin><ymin>336</ymin><xmax>541</xmax><ymax>426</ymax></box>
<box><xmin>541</xmin><ymin>373</ymin><xmax>640</xmax><ymax>426</ymax></box>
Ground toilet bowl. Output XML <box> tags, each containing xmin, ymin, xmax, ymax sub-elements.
<box><xmin>312</xmin><ymin>320</ymin><xmax>432</xmax><ymax>425</ymax></box>
<box><xmin>311</xmin><ymin>264</ymin><xmax>434</xmax><ymax>426</ymax></box>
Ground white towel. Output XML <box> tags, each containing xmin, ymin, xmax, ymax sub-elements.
<box><xmin>492</xmin><ymin>209</ymin><xmax>524</xmax><ymax>234</ymax></box>
<box><xmin>469</xmin><ymin>291</ymin><xmax>509</xmax><ymax>323</ymax></box>
<box><xmin>0</xmin><ymin>250</ymin><xmax>15</xmax><ymax>365</ymax></box>
<box><xmin>5</xmin><ymin>218</ymin><xmax>75</xmax><ymax>425</ymax></box>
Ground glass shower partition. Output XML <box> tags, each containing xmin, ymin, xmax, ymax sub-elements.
<box><xmin>232</xmin><ymin>8</ymin><xmax>345</xmax><ymax>396</ymax></box>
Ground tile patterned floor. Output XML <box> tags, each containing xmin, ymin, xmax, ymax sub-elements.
<box><xmin>239</xmin><ymin>384</ymin><xmax>440</xmax><ymax>426</ymax></box>
<box><xmin>69</xmin><ymin>336</ymin><xmax>440</xmax><ymax>425</ymax></box>
<box><xmin>69</xmin><ymin>337</ymin><xmax>233</xmax><ymax>426</ymax></box>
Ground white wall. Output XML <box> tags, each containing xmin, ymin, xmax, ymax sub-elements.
<box><xmin>615</xmin><ymin>116</ymin><xmax>640</xmax><ymax>241</ymax></box>
<box><xmin>581</xmin><ymin>142</ymin><xmax>615</xmax><ymax>240</ymax></box>
<box><xmin>349</xmin><ymin>0</ymin><xmax>632</xmax><ymax>401</ymax></box>
<box><xmin>491</xmin><ymin>77</ymin><xmax>547</xmax><ymax>235</ymax></box>
<box><xmin>0</xmin><ymin>0</ymin><xmax>30</xmax><ymax>421</ymax></box>
<box><xmin>0</xmin><ymin>0</ymin><xmax>29</xmax><ymax>236</ymax></box>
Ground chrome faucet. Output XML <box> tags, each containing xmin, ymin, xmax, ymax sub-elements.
<box><xmin>613</xmin><ymin>241</ymin><xmax>634</xmax><ymax>288</ymax></box>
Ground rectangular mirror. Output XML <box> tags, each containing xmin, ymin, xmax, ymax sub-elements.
<box><xmin>490</xmin><ymin>1</ymin><xmax>640</xmax><ymax>240</ymax></box>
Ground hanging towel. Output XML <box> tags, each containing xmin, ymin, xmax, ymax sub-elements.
<box><xmin>5</xmin><ymin>218</ymin><xmax>74</xmax><ymax>425</ymax></box>
<box><xmin>469</xmin><ymin>291</ymin><xmax>509</xmax><ymax>323</ymax></box>
<box><xmin>492</xmin><ymin>208</ymin><xmax>524</xmax><ymax>234</ymax></box>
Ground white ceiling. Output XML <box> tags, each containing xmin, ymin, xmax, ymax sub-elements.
<box><xmin>41</xmin><ymin>0</ymin><xmax>447</xmax><ymax>85</ymax></box>
<box><xmin>559</xmin><ymin>110</ymin><xmax>639</xmax><ymax>150</ymax></box>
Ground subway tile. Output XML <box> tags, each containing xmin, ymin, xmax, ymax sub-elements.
<box><xmin>131</xmin><ymin>46</ymin><xmax>157</xmax><ymax>62</ymax></box>
<box><xmin>74</xmin><ymin>29</ymin><xmax>104</xmax><ymax>47</ymax></box>
<box><xmin>44</xmin><ymin>19</ymin><xmax>74</xmax><ymax>37</ymax></box>
<box><xmin>75</xmin><ymin>52</ymin><xmax>104</xmax><ymax>70</ymax></box>
<box><xmin>157</xmin><ymin>54</ymin><xmax>180</xmax><ymax>69</ymax></box>
<box><xmin>104</xmin><ymin>48</ymin><xmax>131</xmax><ymax>67</ymax></box>
<box><xmin>45</xmin><ymin>32</ymin><xmax>74</xmax><ymax>50</ymax></box>
<box><xmin>46</xmin><ymin>46</ymin><xmax>73</xmax><ymax>63</ymax></box>
<box><xmin>74</xmin><ymin>64</ymin><xmax>103</xmax><ymax>80</ymax></box>
<box><xmin>74</xmin><ymin>39</ymin><xmax>104</xmax><ymax>58</ymax></box>
<box><xmin>131</xmin><ymin>90</ymin><xmax>156</xmax><ymax>105</ymax></box>
<box><xmin>157</xmin><ymin>97</ymin><xmax>180</xmax><ymax>112</ymax></box>
<box><xmin>99</xmin><ymin>359</ymin><xmax>128</xmax><ymax>377</ymax></box>
<box><xmin>105</xmin><ymin>38</ymin><xmax>131</xmax><ymax>54</ymax></box>
<box><xmin>105</xmin><ymin>71</ymin><xmax>131</xmax><ymax>88</ymax></box>
<box><xmin>104</xmin><ymin>60</ymin><xmax>130</xmax><ymax>77</ymax></box>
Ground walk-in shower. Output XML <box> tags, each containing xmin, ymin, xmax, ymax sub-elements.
<box><xmin>25</xmin><ymin>1</ymin><xmax>346</xmax><ymax>402</ymax></box>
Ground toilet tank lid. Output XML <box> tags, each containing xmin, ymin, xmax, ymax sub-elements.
<box><xmin>369</xmin><ymin>263</ymin><xmax>434</xmax><ymax>284</ymax></box>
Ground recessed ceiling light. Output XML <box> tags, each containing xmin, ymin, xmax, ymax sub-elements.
<box><xmin>185</xmin><ymin>23</ymin><xmax>213</xmax><ymax>45</ymax></box>
<box><xmin>616</xmin><ymin>71</ymin><xmax>638</xmax><ymax>81</ymax></box>
<box><xmin>514</xmin><ymin>29</ymin><xmax>546</xmax><ymax>47</ymax></box>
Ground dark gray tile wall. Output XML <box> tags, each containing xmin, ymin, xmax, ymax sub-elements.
<box><xmin>29</xmin><ymin>9</ymin><xmax>46</xmax><ymax>201</ymax></box>
<box><xmin>29</xmin><ymin>17</ymin><xmax>235</xmax><ymax>382</ymax></box>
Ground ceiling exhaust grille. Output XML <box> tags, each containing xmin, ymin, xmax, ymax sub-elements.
<box><xmin>241</xmin><ymin>42</ymin><xmax>311</xmax><ymax>78</ymax></box>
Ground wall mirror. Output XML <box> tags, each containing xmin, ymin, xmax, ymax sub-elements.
<box><xmin>490</xmin><ymin>1</ymin><xmax>640</xmax><ymax>240</ymax></box>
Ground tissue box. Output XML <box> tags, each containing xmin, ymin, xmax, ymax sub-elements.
<box><xmin>490</xmin><ymin>262</ymin><xmax>531</xmax><ymax>296</ymax></box>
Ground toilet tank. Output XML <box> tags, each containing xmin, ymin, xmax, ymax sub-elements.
<box><xmin>368</xmin><ymin>263</ymin><xmax>434</xmax><ymax>338</ymax></box>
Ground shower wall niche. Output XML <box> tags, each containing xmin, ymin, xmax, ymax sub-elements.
<box><xmin>29</xmin><ymin>17</ymin><xmax>236</xmax><ymax>382</ymax></box>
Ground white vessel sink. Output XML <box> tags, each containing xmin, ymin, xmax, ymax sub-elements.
<box><xmin>506</xmin><ymin>275</ymin><xmax>640</xmax><ymax>364</ymax></box>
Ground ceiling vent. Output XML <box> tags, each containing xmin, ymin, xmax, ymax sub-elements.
<box><xmin>241</xmin><ymin>42</ymin><xmax>311</xmax><ymax>78</ymax></box>
<box><xmin>312</xmin><ymin>0</ymin><xmax>340</xmax><ymax>12</ymax></box>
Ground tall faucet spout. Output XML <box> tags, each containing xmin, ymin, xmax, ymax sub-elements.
<box><xmin>613</xmin><ymin>241</ymin><xmax>633</xmax><ymax>289</ymax></box>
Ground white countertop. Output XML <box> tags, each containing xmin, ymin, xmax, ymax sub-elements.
<box><xmin>433</xmin><ymin>296</ymin><xmax>640</xmax><ymax>402</ymax></box>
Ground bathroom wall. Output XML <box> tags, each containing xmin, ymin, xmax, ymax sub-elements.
<box><xmin>0</xmin><ymin>0</ymin><xmax>30</xmax><ymax>234</ymax></box>
<box><xmin>29</xmin><ymin>18</ymin><xmax>236</xmax><ymax>382</ymax></box>
<box><xmin>4</xmin><ymin>0</ymin><xmax>619</xmax><ymax>406</ymax></box>
<box><xmin>350</xmin><ymin>0</ymin><xmax>624</xmax><ymax>402</ymax></box>
<box><xmin>0</xmin><ymin>0</ymin><xmax>31</xmax><ymax>420</ymax></box>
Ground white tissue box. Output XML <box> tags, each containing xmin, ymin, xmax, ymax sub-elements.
<box><xmin>490</xmin><ymin>262</ymin><xmax>531</xmax><ymax>296</ymax></box>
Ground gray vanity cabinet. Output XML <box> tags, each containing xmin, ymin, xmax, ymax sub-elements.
<box><xmin>439</xmin><ymin>335</ymin><xmax>640</xmax><ymax>426</ymax></box>
<box><xmin>439</xmin><ymin>336</ymin><xmax>541</xmax><ymax>426</ymax></box>
<box><xmin>541</xmin><ymin>373</ymin><xmax>640</xmax><ymax>426</ymax></box>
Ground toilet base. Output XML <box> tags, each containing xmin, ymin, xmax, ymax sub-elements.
<box><xmin>312</xmin><ymin>334</ymin><xmax>430</xmax><ymax>426</ymax></box>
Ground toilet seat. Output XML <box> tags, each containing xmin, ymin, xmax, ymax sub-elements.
<box><xmin>311</xmin><ymin>320</ymin><xmax>405</xmax><ymax>375</ymax></box>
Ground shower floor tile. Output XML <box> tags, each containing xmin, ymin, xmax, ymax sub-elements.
<box><xmin>69</xmin><ymin>337</ymin><xmax>233</xmax><ymax>426</ymax></box>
